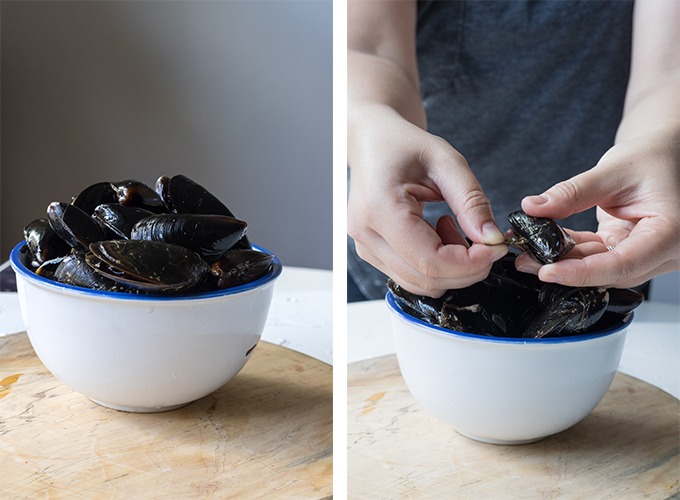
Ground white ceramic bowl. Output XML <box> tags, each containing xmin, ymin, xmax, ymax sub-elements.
<box><xmin>387</xmin><ymin>291</ymin><xmax>632</xmax><ymax>445</ymax></box>
<box><xmin>10</xmin><ymin>241</ymin><xmax>282</xmax><ymax>413</ymax></box>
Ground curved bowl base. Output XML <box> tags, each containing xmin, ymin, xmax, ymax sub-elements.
<box><xmin>455</xmin><ymin>429</ymin><xmax>548</xmax><ymax>446</ymax></box>
<box><xmin>89</xmin><ymin>398</ymin><xmax>192</xmax><ymax>413</ymax></box>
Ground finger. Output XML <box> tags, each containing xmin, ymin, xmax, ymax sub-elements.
<box><xmin>425</xmin><ymin>149</ymin><xmax>505</xmax><ymax>245</ymax></box>
<box><xmin>379</xmin><ymin>198</ymin><xmax>507</xmax><ymax>283</ymax></box>
<box><xmin>521</xmin><ymin>167</ymin><xmax>616</xmax><ymax>220</ymax></box>
<box><xmin>564</xmin><ymin>241</ymin><xmax>610</xmax><ymax>259</ymax></box>
<box><xmin>514</xmin><ymin>253</ymin><xmax>541</xmax><ymax>274</ymax></box>
<box><xmin>565</xmin><ymin>229</ymin><xmax>602</xmax><ymax>244</ymax></box>
<box><xmin>595</xmin><ymin>220</ymin><xmax>636</xmax><ymax>249</ymax></box>
<box><xmin>357</xmin><ymin>226</ymin><xmax>507</xmax><ymax>296</ymax></box>
<box><xmin>435</xmin><ymin>215</ymin><xmax>468</xmax><ymax>247</ymax></box>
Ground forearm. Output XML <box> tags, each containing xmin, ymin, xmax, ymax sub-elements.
<box><xmin>347</xmin><ymin>0</ymin><xmax>425</xmax><ymax>167</ymax></box>
<box><xmin>615</xmin><ymin>72</ymin><xmax>680</xmax><ymax>144</ymax></box>
<box><xmin>615</xmin><ymin>0</ymin><xmax>680</xmax><ymax>143</ymax></box>
<box><xmin>348</xmin><ymin>50</ymin><xmax>427</xmax><ymax>167</ymax></box>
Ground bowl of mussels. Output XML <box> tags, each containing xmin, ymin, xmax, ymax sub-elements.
<box><xmin>10</xmin><ymin>174</ymin><xmax>282</xmax><ymax>413</ymax></box>
<box><xmin>387</xmin><ymin>211</ymin><xmax>642</xmax><ymax>445</ymax></box>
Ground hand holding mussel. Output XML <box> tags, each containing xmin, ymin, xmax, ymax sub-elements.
<box><xmin>21</xmin><ymin>175</ymin><xmax>275</xmax><ymax>295</ymax></box>
<box><xmin>389</xmin><ymin>211</ymin><xmax>643</xmax><ymax>339</ymax></box>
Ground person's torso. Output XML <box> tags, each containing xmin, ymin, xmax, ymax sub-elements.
<box><xmin>417</xmin><ymin>0</ymin><xmax>634</xmax><ymax>231</ymax></box>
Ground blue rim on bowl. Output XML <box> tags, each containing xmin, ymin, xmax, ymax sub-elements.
<box><xmin>10</xmin><ymin>241</ymin><xmax>283</xmax><ymax>301</ymax></box>
<box><xmin>386</xmin><ymin>290</ymin><xmax>633</xmax><ymax>344</ymax></box>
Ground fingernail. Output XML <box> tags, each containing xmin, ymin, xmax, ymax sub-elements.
<box><xmin>516</xmin><ymin>263</ymin><xmax>537</xmax><ymax>274</ymax></box>
<box><xmin>525</xmin><ymin>194</ymin><xmax>549</xmax><ymax>206</ymax></box>
<box><xmin>482</xmin><ymin>222</ymin><xmax>505</xmax><ymax>245</ymax></box>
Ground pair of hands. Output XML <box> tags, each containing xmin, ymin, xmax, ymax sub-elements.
<box><xmin>348</xmin><ymin>106</ymin><xmax>680</xmax><ymax>298</ymax></box>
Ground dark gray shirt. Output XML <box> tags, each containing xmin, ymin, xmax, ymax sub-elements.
<box><xmin>348</xmin><ymin>0</ymin><xmax>634</xmax><ymax>300</ymax></box>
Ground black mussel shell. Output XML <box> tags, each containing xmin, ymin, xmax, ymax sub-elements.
<box><xmin>71</xmin><ymin>182</ymin><xmax>117</xmax><ymax>215</ymax></box>
<box><xmin>23</xmin><ymin>218</ymin><xmax>71</xmax><ymax>267</ymax></box>
<box><xmin>606</xmin><ymin>287</ymin><xmax>644</xmax><ymax>315</ymax></box>
<box><xmin>163</xmin><ymin>174</ymin><xmax>235</xmax><ymax>217</ymax></box>
<box><xmin>507</xmin><ymin>211</ymin><xmax>575</xmax><ymax>265</ymax></box>
<box><xmin>439</xmin><ymin>301</ymin><xmax>506</xmax><ymax>337</ymax></box>
<box><xmin>55</xmin><ymin>252</ymin><xmax>131</xmax><ymax>292</ymax></box>
<box><xmin>47</xmin><ymin>202</ymin><xmax>106</xmax><ymax>253</ymax></box>
<box><xmin>523</xmin><ymin>285</ymin><xmax>609</xmax><ymax>338</ymax></box>
<box><xmin>131</xmin><ymin>213</ymin><xmax>248</xmax><ymax>263</ymax></box>
<box><xmin>36</xmin><ymin>255</ymin><xmax>67</xmax><ymax>281</ymax></box>
<box><xmin>111</xmin><ymin>179</ymin><xmax>167</xmax><ymax>214</ymax></box>
<box><xmin>489</xmin><ymin>251</ymin><xmax>543</xmax><ymax>292</ymax></box>
<box><xmin>161</xmin><ymin>174</ymin><xmax>252</xmax><ymax>250</ymax></box>
<box><xmin>154</xmin><ymin>175</ymin><xmax>173</xmax><ymax>211</ymax></box>
<box><xmin>86</xmin><ymin>240</ymin><xmax>209</xmax><ymax>293</ymax></box>
<box><xmin>93</xmin><ymin>203</ymin><xmax>154</xmax><ymax>239</ymax></box>
<box><xmin>387</xmin><ymin>279</ymin><xmax>442</xmax><ymax>326</ymax></box>
<box><xmin>209</xmin><ymin>249</ymin><xmax>274</xmax><ymax>289</ymax></box>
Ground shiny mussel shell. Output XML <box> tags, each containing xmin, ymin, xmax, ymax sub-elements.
<box><xmin>71</xmin><ymin>181</ymin><xmax>118</xmax><ymax>215</ymax></box>
<box><xmin>23</xmin><ymin>218</ymin><xmax>71</xmax><ymax>267</ymax></box>
<box><xmin>158</xmin><ymin>174</ymin><xmax>235</xmax><ymax>216</ymax></box>
<box><xmin>86</xmin><ymin>240</ymin><xmax>209</xmax><ymax>292</ymax></box>
<box><xmin>507</xmin><ymin>211</ymin><xmax>575</xmax><ymax>264</ymax></box>
<box><xmin>47</xmin><ymin>202</ymin><xmax>106</xmax><ymax>253</ymax></box>
<box><xmin>522</xmin><ymin>285</ymin><xmax>609</xmax><ymax>339</ymax></box>
<box><xmin>112</xmin><ymin>179</ymin><xmax>167</xmax><ymax>213</ymax></box>
<box><xmin>93</xmin><ymin>203</ymin><xmax>154</xmax><ymax>239</ymax></box>
<box><xmin>55</xmin><ymin>252</ymin><xmax>131</xmax><ymax>292</ymax></box>
<box><xmin>209</xmin><ymin>249</ymin><xmax>274</xmax><ymax>289</ymax></box>
<box><xmin>131</xmin><ymin>213</ymin><xmax>248</xmax><ymax>263</ymax></box>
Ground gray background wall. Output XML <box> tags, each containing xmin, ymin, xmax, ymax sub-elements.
<box><xmin>1</xmin><ymin>0</ymin><xmax>332</xmax><ymax>269</ymax></box>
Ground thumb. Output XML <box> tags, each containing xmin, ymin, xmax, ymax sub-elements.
<box><xmin>521</xmin><ymin>167</ymin><xmax>612</xmax><ymax>220</ymax></box>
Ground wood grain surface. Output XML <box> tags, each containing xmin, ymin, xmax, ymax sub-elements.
<box><xmin>348</xmin><ymin>355</ymin><xmax>679</xmax><ymax>499</ymax></box>
<box><xmin>0</xmin><ymin>333</ymin><xmax>332</xmax><ymax>499</ymax></box>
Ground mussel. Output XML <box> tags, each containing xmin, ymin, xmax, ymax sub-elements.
<box><xmin>156</xmin><ymin>174</ymin><xmax>235</xmax><ymax>217</ymax></box>
<box><xmin>155</xmin><ymin>174</ymin><xmax>251</xmax><ymax>249</ymax></box>
<box><xmin>23</xmin><ymin>218</ymin><xmax>71</xmax><ymax>267</ymax></box>
<box><xmin>522</xmin><ymin>285</ymin><xmax>609</xmax><ymax>339</ymax></box>
<box><xmin>209</xmin><ymin>249</ymin><xmax>274</xmax><ymax>288</ymax></box>
<box><xmin>93</xmin><ymin>204</ymin><xmax>154</xmax><ymax>239</ymax></box>
<box><xmin>507</xmin><ymin>210</ymin><xmax>575</xmax><ymax>264</ymax></box>
<box><xmin>71</xmin><ymin>181</ymin><xmax>118</xmax><ymax>215</ymax></box>
<box><xmin>47</xmin><ymin>202</ymin><xmax>106</xmax><ymax>253</ymax></box>
<box><xmin>54</xmin><ymin>252</ymin><xmax>132</xmax><ymax>292</ymax></box>
<box><xmin>130</xmin><ymin>213</ymin><xmax>248</xmax><ymax>263</ymax></box>
<box><xmin>112</xmin><ymin>179</ymin><xmax>167</xmax><ymax>213</ymax></box>
<box><xmin>86</xmin><ymin>240</ymin><xmax>209</xmax><ymax>293</ymax></box>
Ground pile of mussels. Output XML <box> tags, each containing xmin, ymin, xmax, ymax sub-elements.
<box><xmin>388</xmin><ymin>211</ymin><xmax>643</xmax><ymax>339</ymax></box>
<box><xmin>20</xmin><ymin>175</ymin><xmax>274</xmax><ymax>295</ymax></box>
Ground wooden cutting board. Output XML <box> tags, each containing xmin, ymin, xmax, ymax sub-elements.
<box><xmin>348</xmin><ymin>355</ymin><xmax>679</xmax><ymax>499</ymax></box>
<box><xmin>0</xmin><ymin>332</ymin><xmax>332</xmax><ymax>499</ymax></box>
